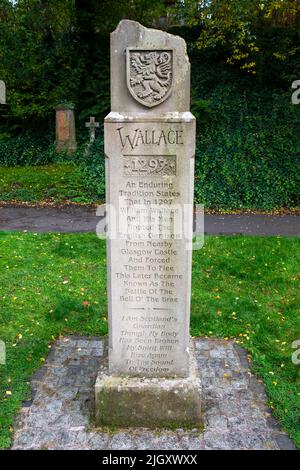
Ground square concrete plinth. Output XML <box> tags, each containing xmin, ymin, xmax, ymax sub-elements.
<box><xmin>94</xmin><ymin>347</ymin><xmax>203</xmax><ymax>428</ymax></box>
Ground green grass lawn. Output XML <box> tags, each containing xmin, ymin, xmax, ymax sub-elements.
<box><xmin>0</xmin><ymin>164</ymin><xmax>96</xmax><ymax>204</ymax></box>
<box><xmin>0</xmin><ymin>232</ymin><xmax>299</xmax><ymax>448</ymax></box>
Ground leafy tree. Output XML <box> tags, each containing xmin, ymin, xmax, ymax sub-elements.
<box><xmin>1</xmin><ymin>0</ymin><xmax>299</xmax><ymax>130</ymax></box>
<box><xmin>0</xmin><ymin>0</ymin><xmax>168</xmax><ymax>130</ymax></box>
<box><xmin>176</xmin><ymin>0</ymin><xmax>300</xmax><ymax>84</ymax></box>
<box><xmin>0</xmin><ymin>0</ymin><xmax>82</xmax><ymax>129</ymax></box>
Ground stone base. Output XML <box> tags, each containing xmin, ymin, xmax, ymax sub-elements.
<box><xmin>94</xmin><ymin>347</ymin><xmax>203</xmax><ymax>428</ymax></box>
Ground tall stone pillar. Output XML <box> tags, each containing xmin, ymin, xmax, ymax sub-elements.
<box><xmin>95</xmin><ymin>20</ymin><xmax>202</xmax><ymax>428</ymax></box>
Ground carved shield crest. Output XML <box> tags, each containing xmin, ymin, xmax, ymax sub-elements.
<box><xmin>126</xmin><ymin>48</ymin><xmax>173</xmax><ymax>108</ymax></box>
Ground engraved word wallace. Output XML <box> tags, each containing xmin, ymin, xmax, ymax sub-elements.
<box><xmin>117</xmin><ymin>126</ymin><xmax>184</xmax><ymax>150</ymax></box>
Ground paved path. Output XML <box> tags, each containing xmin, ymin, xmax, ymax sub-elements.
<box><xmin>0</xmin><ymin>205</ymin><xmax>299</xmax><ymax>235</ymax></box>
<box><xmin>11</xmin><ymin>336</ymin><xmax>295</xmax><ymax>450</ymax></box>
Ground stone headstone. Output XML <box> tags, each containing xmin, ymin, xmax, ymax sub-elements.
<box><xmin>95</xmin><ymin>20</ymin><xmax>202</xmax><ymax>428</ymax></box>
<box><xmin>55</xmin><ymin>104</ymin><xmax>77</xmax><ymax>155</ymax></box>
<box><xmin>0</xmin><ymin>80</ymin><xmax>6</xmax><ymax>104</ymax></box>
<box><xmin>0</xmin><ymin>340</ymin><xmax>5</xmax><ymax>365</ymax></box>
<box><xmin>85</xmin><ymin>116</ymin><xmax>100</xmax><ymax>143</ymax></box>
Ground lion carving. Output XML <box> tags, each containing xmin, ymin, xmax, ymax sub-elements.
<box><xmin>128</xmin><ymin>50</ymin><xmax>172</xmax><ymax>107</ymax></box>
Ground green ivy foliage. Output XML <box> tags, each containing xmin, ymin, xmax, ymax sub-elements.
<box><xmin>191</xmin><ymin>58</ymin><xmax>300</xmax><ymax>210</ymax></box>
<box><xmin>74</xmin><ymin>134</ymin><xmax>105</xmax><ymax>203</ymax></box>
<box><xmin>0</xmin><ymin>131</ymin><xmax>56</xmax><ymax>166</ymax></box>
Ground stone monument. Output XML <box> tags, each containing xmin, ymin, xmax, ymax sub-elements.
<box><xmin>85</xmin><ymin>116</ymin><xmax>100</xmax><ymax>143</ymax></box>
<box><xmin>0</xmin><ymin>80</ymin><xmax>6</xmax><ymax>105</ymax></box>
<box><xmin>95</xmin><ymin>20</ymin><xmax>202</xmax><ymax>428</ymax></box>
<box><xmin>55</xmin><ymin>103</ymin><xmax>77</xmax><ymax>155</ymax></box>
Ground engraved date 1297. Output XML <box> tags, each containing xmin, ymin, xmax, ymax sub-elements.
<box><xmin>123</xmin><ymin>155</ymin><xmax>176</xmax><ymax>176</ymax></box>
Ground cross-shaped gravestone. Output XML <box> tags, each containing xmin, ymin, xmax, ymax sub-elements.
<box><xmin>85</xmin><ymin>116</ymin><xmax>99</xmax><ymax>143</ymax></box>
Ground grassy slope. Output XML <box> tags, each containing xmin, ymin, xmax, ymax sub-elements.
<box><xmin>0</xmin><ymin>164</ymin><xmax>97</xmax><ymax>204</ymax></box>
<box><xmin>0</xmin><ymin>232</ymin><xmax>299</xmax><ymax>448</ymax></box>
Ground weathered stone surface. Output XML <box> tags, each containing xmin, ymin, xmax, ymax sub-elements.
<box><xmin>11</xmin><ymin>336</ymin><xmax>296</xmax><ymax>450</ymax></box>
<box><xmin>95</xmin><ymin>344</ymin><xmax>202</xmax><ymax>428</ymax></box>
<box><xmin>0</xmin><ymin>80</ymin><xmax>6</xmax><ymax>104</ymax></box>
<box><xmin>55</xmin><ymin>104</ymin><xmax>77</xmax><ymax>155</ymax></box>
<box><xmin>105</xmin><ymin>20</ymin><xmax>195</xmax><ymax>380</ymax></box>
<box><xmin>110</xmin><ymin>20</ymin><xmax>190</xmax><ymax>114</ymax></box>
<box><xmin>85</xmin><ymin>116</ymin><xmax>99</xmax><ymax>143</ymax></box>
<box><xmin>105</xmin><ymin>114</ymin><xmax>195</xmax><ymax>378</ymax></box>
